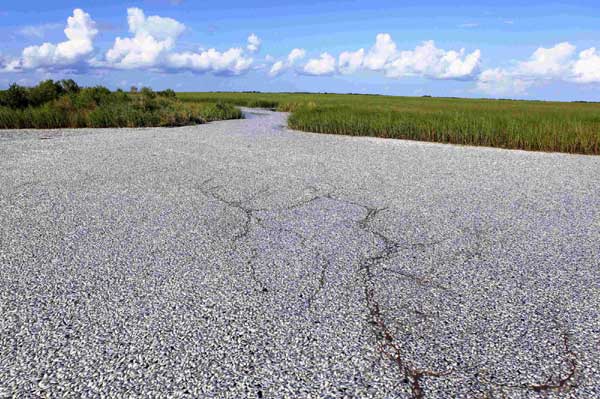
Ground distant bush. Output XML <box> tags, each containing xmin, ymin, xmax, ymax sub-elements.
<box><xmin>0</xmin><ymin>84</ymin><xmax>30</xmax><ymax>109</ymax></box>
<box><xmin>59</xmin><ymin>79</ymin><xmax>81</xmax><ymax>94</ymax></box>
<box><xmin>0</xmin><ymin>82</ymin><xmax>242</xmax><ymax>129</ymax></box>
<box><xmin>140</xmin><ymin>87</ymin><xmax>156</xmax><ymax>99</ymax></box>
<box><xmin>28</xmin><ymin>80</ymin><xmax>63</xmax><ymax>107</ymax></box>
<box><xmin>157</xmin><ymin>89</ymin><xmax>177</xmax><ymax>98</ymax></box>
<box><xmin>0</xmin><ymin>79</ymin><xmax>84</xmax><ymax>110</ymax></box>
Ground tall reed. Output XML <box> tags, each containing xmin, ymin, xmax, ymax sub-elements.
<box><xmin>180</xmin><ymin>92</ymin><xmax>600</xmax><ymax>155</ymax></box>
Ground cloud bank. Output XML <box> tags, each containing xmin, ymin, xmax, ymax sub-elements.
<box><xmin>2</xmin><ymin>8</ymin><xmax>600</xmax><ymax>96</ymax></box>
<box><xmin>268</xmin><ymin>48</ymin><xmax>306</xmax><ymax>77</ymax></box>
<box><xmin>477</xmin><ymin>42</ymin><xmax>600</xmax><ymax>94</ymax></box>
<box><xmin>303</xmin><ymin>53</ymin><xmax>336</xmax><ymax>76</ymax></box>
<box><xmin>1</xmin><ymin>7</ymin><xmax>255</xmax><ymax>76</ymax></box>
<box><xmin>101</xmin><ymin>8</ymin><xmax>253</xmax><ymax>75</ymax></box>
<box><xmin>269</xmin><ymin>33</ymin><xmax>481</xmax><ymax>81</ymax></box>
<box><xmin>5</xmin><ymin>9</ymin><xmax>98</xmax><ymax>71</ymax></box>
<box><xmin>104</xmin><ymin>8</ymin><xmax>184</xmax><ymax>69</ymax></box>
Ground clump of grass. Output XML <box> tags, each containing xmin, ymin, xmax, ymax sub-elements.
<box><xmin>195</xmin><ymin>101</ymin><xmax>243</xmax><ymax>121</ymax></box>
<box><xmin>179</xmin><ymin>95</ymin><xmax>278</xmax><ymax>110</ymax></box>
<box><xmin>178</xmin><ymin>92</ymin><xmax>600</xmax><ymax>155</ymax></box>
<box><xmin>287</xmin><ymin>104</ymin><xmax>600</xmax><ymax>154</ymax></box>
<box><xmin>0</xmin><ymin>81</ymin><xmax>242</xmax><ymax>129</ymax></box>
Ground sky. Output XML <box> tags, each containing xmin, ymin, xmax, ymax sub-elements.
<box><xmin>1</xmin><ymin>0</ymin><xmax>600</xmax><ymax>101</ymax></box>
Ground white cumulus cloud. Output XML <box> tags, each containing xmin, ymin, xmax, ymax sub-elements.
<box><xmin>166</xmin><ymin>48</ymin><xmax>252</xmax><ymax>75</ymax></box>
<box><xmin>13</xmin><ymin>9</ymin><xmax>98</xmax><ymax>70</ymax></box>
<box><xmin>247</xmin><ymin>34</ymin><xmax>261</xmax><ymax>53</ymax></box>
<box><xmin>0</xmin><ymin>54</ymin><xmax>20</xmax><ymax>72</ymax></box>
<box><xmin>269</xmin><ymin>60</ymin><xmax>285</xmax><ymax>77</ymax></box>
<box><xmin>127</xmin><ymin>8</ymin><xmax>185</xmax><ymax>41</ymax></box>
<box><xmin>105</xmin><ymin>8</ymin><xmax>184</xmax><ymax>69</ymax></box>
<box><xmin>303</xmin><ymin>52</ymin><xmax>336</xmax><ymax>76</ymax></box>
<box><xmin>571</xmin><ymin>48</ymin><xmax>600</xmax><ymax>83</ymax></box>
<box><xmin>476</xmin><ymin>68</ymin><xmax>532</xmax><ymax>95</ymax></box>
<box><xmin>516</xmin><ymin>42</ymin><xmax>575</xmax><ymax>78</ymax></box>
<box><xmin>363</xmin><ymin>33</ymin><xmax>397</xmax><ymax>71</ymax></box>
<box><xmin>384</xmin><ymin>40</ymin><xmax>481</xmax><ymax>80</ymax></box>
<box><xmin>338</xmin><ymin>48</ymin><xmax>364</xmax><ymax>74</ymax></box>
<box><xmin>287</xmin><ymin>48</ymin><xmax>306</xmax><ymax>64</ymax></box>
<box><xmin>475</xmin><ymin>42</ymin><xmax>600</xmax><ymax>95</ymax></box>
<box><xmin>267</xmin><ymin>48</ymin><xmax>306</xmax><ymax>77</ymax></box>
<box><xmin>336</xmin><ymin>34</ymin><xmax>480</xmax><ymax>80</ymax></box>
<box><xmin>101</xmin><ymin>8</ymin><xmax>252</xmax><ymax>75</ymax></box>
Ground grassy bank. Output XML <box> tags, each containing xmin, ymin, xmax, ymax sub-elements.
<box><xmin>0</xmin><ymin>81</ymin><xmax>241</xmax><ymax>129</ymax></box>
<box><xmin>179</xmin><ymin>92</ymin><xmax>600</xmax><ymax>155</ymax></box>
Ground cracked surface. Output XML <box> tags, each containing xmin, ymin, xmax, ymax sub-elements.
<box><xmin>1</xmin><ymin>108</ymin><xmax>599</xmax><ymax>398</ymax></box>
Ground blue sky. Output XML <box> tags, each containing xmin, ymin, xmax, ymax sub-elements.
<box><xmin>1</xmin><ymin>0</ymin><xmax>600</xmax><ymax>100</ymax></box>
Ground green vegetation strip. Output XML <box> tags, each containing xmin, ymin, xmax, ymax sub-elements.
<box><xmin>179</xmin><ymin>92</ymin><xmax>600</xmax><ymax>155</ymax></box>
<box><xmin>0</xmin><ymin>81</ymin><xmax>241</xmax><ymax>129</ymax></box>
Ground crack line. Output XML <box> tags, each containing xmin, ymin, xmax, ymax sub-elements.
<box><xmin>197</xmin><ymin>179</ymin><xmax>578</xmax><ymax>398</ymax></box>
<box><xmin>482</xmin><ymin>326</ymin><xmax>578</xmax><ymax>394</ymax></box>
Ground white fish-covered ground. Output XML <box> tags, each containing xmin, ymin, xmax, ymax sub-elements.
<box><xmin>1</xmin><ymin>108</ymin><xmax>599</xmax><ymax>398</ymax></box>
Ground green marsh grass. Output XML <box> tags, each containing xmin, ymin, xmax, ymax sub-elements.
<box><xmin>179</xmin><ymin>92</ymin><xmax>600</xmax><ymax>155</ymax></box>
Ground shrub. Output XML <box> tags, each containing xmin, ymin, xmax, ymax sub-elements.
<box><xmin>0</xmin><ymin>81</ymin><xmax>243</xmax><ymax>130</ymax></box>
<box><xmin>140</xmin><ymin>87</ymin><xmax>156</xmax><ymax>99</ymax></box>
<box><xmin>72</xmin><ymin>86</ymin><xmax>113</xmax><ymax>109</ymax></box>
<box><xmin>59</xmin><ymin>79</ymin><xmax>81</xmax><ymax>95</ymax></box>
<box><xmin>158</xmin><ymin>89</ymin><xmax>177</xmax><ymax>98</ymax></box>
<box><xmin>1</xmin><ymin>84</ymin><xmax>30</xmax><ymax>109</ymax></box>
<box><xmin>28</xmin><ymin>80</ymin><xmax>63</xmax><ymax>107</ymax></box>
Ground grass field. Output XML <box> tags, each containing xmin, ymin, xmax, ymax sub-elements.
<box><xmin>179</xmin><ymin>92</ymin><xmax>600</xmax><ymax>155</ymax></box>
